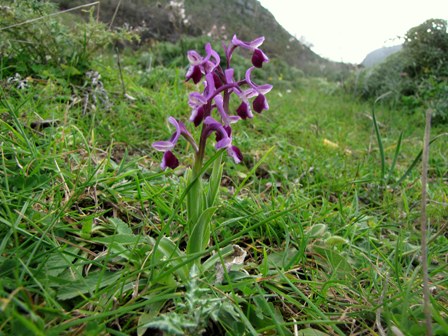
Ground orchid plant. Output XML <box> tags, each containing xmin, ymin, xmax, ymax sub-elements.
<box><xmin>152</xmin><ymin>35</ymin><xmax>272</xmax><ymax>268</ymax></box>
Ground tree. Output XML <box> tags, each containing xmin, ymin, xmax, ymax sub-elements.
<box><xmin>403</xmin><ymin>18</ymin><xmax>448</xmax><ymax>77</ymax></box>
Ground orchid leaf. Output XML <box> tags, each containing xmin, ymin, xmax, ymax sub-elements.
<box><xmin>206</xmin><ymin>151</ymin><xmax>224</xmax><ymax>208</ymax></box>
<box><xmin>187</xmin><ymin>207</ymin><xmax>218</xmax><ymax>258</ymax></box>
<box><xmin>149</xmin><ymin>236</ymin><xmax>189</xmax><ymax>283</ymax></box>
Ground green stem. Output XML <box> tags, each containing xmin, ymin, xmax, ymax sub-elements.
<box><xmin>186</xmin><ymin>127</ymin><xmax>207</xmax><ymax>235</ymax></box>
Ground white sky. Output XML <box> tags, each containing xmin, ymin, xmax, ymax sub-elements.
<box><xmin>258</xmin><ymin>0</ymin><xmax>448</xmax><ymax>64</ymax></box>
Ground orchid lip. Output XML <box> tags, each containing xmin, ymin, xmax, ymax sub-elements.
<box><xmin>161</xmin><ymin>151</ymin><xmax>179</xmax><ymax>170</ymax></box>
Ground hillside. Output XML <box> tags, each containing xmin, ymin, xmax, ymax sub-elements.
<box><xmin>361</xmin><ymin>44</ymin><xmax>402</xmax><ymax>67</ymax></box>
<box><xmin>52</xmin><ymin>0</ymin><xmax>352</xmax><ymax>76</ymax></box>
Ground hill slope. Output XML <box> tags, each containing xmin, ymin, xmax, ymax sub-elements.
<box><xmin>53</xmin><ymin>0</ymin><xmax>352</xmax><ymax>76</ymax></box>
<box><xmin>361</xmin><ymin>45</ymin><xmax>402</xmax><ymax>67</ymax></box>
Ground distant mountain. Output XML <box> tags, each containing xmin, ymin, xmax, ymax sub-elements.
<box><xmin>52</xmin><ymin>0</ymin><xmax>353</xmax><ymax>76</ymax></box>
<box><xmin>361</xmin><ymin>45</ymin><xmax>402</xmax><ymax>67</ymax></box>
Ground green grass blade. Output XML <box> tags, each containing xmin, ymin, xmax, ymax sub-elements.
<box><xmin>371</xmin><ymin>107</ymin><xmax>386</xmax><ymax>181</ymax></box>
<box><xmin>395</xmin><ymin>132</ymin><xmax>448</xmax><ymax>185</ymax></box>
<box><xmin>387</xmin><ymin>131</ymin><xmax>403</xmax><ymax>183</ymax></box>
<box><xmin>232</xmin><ymin>146</ymin><xmax>275</xmax><ymax>198</ymax></box>
<box><xmin>278</xmin><ymin>272</ymin><xmax>346</xmax><ymax>336</ymax></box>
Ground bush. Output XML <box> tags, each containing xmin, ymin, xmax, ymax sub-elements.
<box><xmin>403</xmin><ymin>18</ymin><xmax>448</xmax><ymax>78</ymax></box>
<box><xmin>0</xmin><ymin>0</ymin><xmax>135</xmax><ymax>80</ymax></box>
<box><xmin>349</xmin><ymin>18</ymin><xmax>448</xmax><ymax>123</ymax></box>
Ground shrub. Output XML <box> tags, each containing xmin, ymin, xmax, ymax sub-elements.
<box><xmin>403</xmin><ymin>18</ymin><xmax>448</xmax><ymax>78</ymax></box>
<box><xmin>350</xmin><ymin>18</ymin><xmax>448</xmax><ymax>123</ymax></box>
<box><xmin>0</xmin><ymin>0</ymin><xmax>135</xmax><ymax>80</ymax></box>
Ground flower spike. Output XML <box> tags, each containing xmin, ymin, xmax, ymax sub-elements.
<box><xmin>153</xmin><ymin>35</ymin><xmax>271</xmax><ymax>169</ymax></box>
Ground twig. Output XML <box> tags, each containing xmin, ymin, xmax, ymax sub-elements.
<box><xmin>421</xmin><ymin>108</ymin><xmax>433</xmax><ymax>336</ymax></box>
<box><xmin>96</xmin><ymin>1</ymin><xmax>100</xmax><ymax>22</ymax></box>
<box><xmin>115</xmin><ymin>47</ymin><xmax>126</xmax><ymax>96</ymax></box>
<box><xmin>0</xmin><ymin>2</ymin><xmax>100</xmax><ymax>32</ymax></box>
<box><xmin>109</xmin><ymin>0</ymin><xmax>122</xmax><ymax>29</ymax></box>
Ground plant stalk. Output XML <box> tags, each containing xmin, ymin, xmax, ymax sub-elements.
<box><xmin>421</xmin><ymin>108</ymin><xmax>432</xmax><ymax>336</ymax></box>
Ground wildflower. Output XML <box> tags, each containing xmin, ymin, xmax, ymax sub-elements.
<box><xmin>203</xmin><ymin>116</ymin><xmax>232</xmax><ymax>150</ymax></box>
<box><xmin>236</xmin><ymin>101</ymin><xmax>252</xmax><ymax>119</ymax></box>
<box><xmin>161</xmin><ymin>151</ymin><xmax>180</xmax><ymax>170</ymax></box>
<box><xmin>188</xmin><ymin>92</ymin><xmax>208</xmax><ymax>126</ymax></box>
<box><xmin>186</xmin><ymin>43</ymin><xmax>220</xmax><ymax>84</ymax></box>
<box><xmin>152</xmin><ymin>117</ymin><xmax>198</xmax><ymax>169</ymax></box>
<box><xmin>230</xmin><ymin>35</ymin><xmax>269</xmax><ymax>68</ymax></box>
<box><xmin>244</xmin><ymin>67</ymin><xmax>273</xmax><ymax>112</ymax></box>
<box><xmin>7</xmin><ymin>73</ymin><xmax>28</xmax><ymax>90</ymax></box>
<box><xmin>214</xmin><ymin>95</ymin><xmax>240</xmax><ymax>126</ymax></box>
<box><xmin>153</xmin><ymin>35</ymin><xmax>271</xmax><ymax>170</ymax></box>
<box><xmin>204</xmin><ymin>117</ymin><xmax>242</xmax><ymax>163</ymax></box>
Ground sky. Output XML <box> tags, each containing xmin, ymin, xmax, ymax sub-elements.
<box><xmin>258</xmin><ymin>0</ymin><xmax>448</xmax><ymax>64</ymax></box>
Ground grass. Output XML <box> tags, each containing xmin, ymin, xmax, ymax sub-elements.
<box><xmin>1</xmin><ymin>48</ymin><xmax>447</xmax><ymax>336</ymax></box>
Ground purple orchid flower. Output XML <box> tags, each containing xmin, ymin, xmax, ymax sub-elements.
<box><xmin>203</xmin><ymin>116</ymin><xmax>232</xmax><ymax>150</ymax></box>
<box><xmin>186</xmin><ymin>43</ymin><xmax>221</xmax><ymax>84</ymax></box>
<box><xmin>236</xmin><ymin>101</ymin><xmax>252</xmax><ymax>120</ymax></box>
<box><xmin>223</xmin><ymin>68</ymin><xmax>253</xmax><ymax>120</ymax></box>
<box><xmin>204</xmin><ymin>117</ymin><xmax>242</xmax><ymax>163</ymax></box>
<box><xmin>188</xmin><ymin>92</ymin><xmax>208</xmax><ymax>126</ymax></box>
<box><xmin>230</xmin><ymin>35</ymin><xmax>269</xmax><ymax>68</ymax></box>
<box><xmin>188</xmin><ymin>72</ymin><xmax>219</xmax><ymax>126</ymax></box>
<box><xmin>245</xmin><ymin>67</ymin><xmax>273</xmax><ymax>113</ymax></box>
<box><xmin>152</xmin><ymin>117</ymin><xmax>198</xmax><ymax>170</ymax></box>
<box><xmin>214</xmin><ymin>95</ymin><xmax>240</xmax><ymax>126</ymax></box>
<box><xmin>153</xmin><ymin>36</ymin><xmax>271</xmax><ymax>170</ymax></box>
<box><xmin>161</xmin><ymin>151</ymin><xmax>179</xmax><ymax>170</ymax></box>
<box><xmin>221</xmin><ymin>125</ymin><xmax>243</xmax><ymax>164</ymax></box>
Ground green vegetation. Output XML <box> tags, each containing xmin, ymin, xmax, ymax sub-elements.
<box><xmin>1</xmin><ymin>2</ymin><xmax>447</xmax><ymax>335</ymax></box>
<box><xmin>351</xmin><ymin>18</ymin><xmax>448</xmax><ymax>124</ymax></box>
<box><xmin>50</xmin><ymin>0</ymin><xmax>354</xmax><ymax>80</ymax></box>
<box><xmin>0</xmin><ymin>0</ymin><xmax>135</xmax><ymax>80</ymax></box>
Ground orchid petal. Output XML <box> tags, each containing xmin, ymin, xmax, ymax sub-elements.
<box><xmin>204</xmin><ymin>72</ymin><xmax>217</xmax><ymax>98</ymax></box>
<box><xmin>252</xmin><ymin>48</ymin><xmax>269</xmax><ymax>68</ymax></box>
<box><xmin>161</xmin><ymin>151</ymin><xmax>179</xmax><ymax>170</ymax></box>
<box><xmin>232</xmin><ymin>35</ymin><xmax>265</xmax><ymax>50</ymax></box>
<box><xmin>213</xmin><ymin>72</ymin><xmax>223</xmax><ymax>89</ymax></box>
<box><xmin>245</xmin><ymin>67</ymin><xmax>273</xmax><ymax>94</ymax></box>
<box><xmin>253</xmin><ymin>94</ymin><xmax>269</xmax><ymax>113</ymax></box>
<box><xmin>227</xmin><ymin>145</ymin><xmax>243</xmax><ymax>164</ymax></box>
<box><xmin>189</xmin><ymin>92</ymin><xmax>207</xmax><ymax>108</ymax></box>
<box><xmin>167</xmin><ymin>117</ymin><xmax>182</xmax><ymax>143</ymax></box>
<box><xmin>186</xmin><ymin>65</ymin><xmax>202</xmax><ymax>84</ymax></box>
<box><xmin>204</xmin><ymin>116</ymin><xmax>232</xmax><ymax>149</ymax></box>
<box><xmin>216</xmin><ymin>136</ymin><xmax>232</xmax><ymax>149</ymax></box>
<box><xmin>152</xmin><ymin>140</ymin><xmax>175</xmax><ymax>152</ymax></box>
<box><xmin>236</xmin><ymin>101</ymin><xmax>253</xmax><ymax>119</ymax></box>
<box><xmin>256</xmin><ymin>83</ymin><xmax>273</xmax><ymax>95</ymax></box>
<box><xmin>214</xmin><ymin>95</ymin><xmax>240</xmax><ymax>126</ymax></box>
<box><xmin>224</xmin><ymin>68</ymin><xmax>235</xmax><ymax>84</ymax></box>
<box><xmin>243</xmin><ymin>87</ymin><xmax>257</xmax><ymax>99</ymax></box>
<box><xmin>187</xmin><ymin>50</ymin><xmax>202</xmax><ymax>65</ymax></box>
<box><xmin>190</xmin><ymin>105</ymin><xmax>205</xmax><ymax>126</ymax></box>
